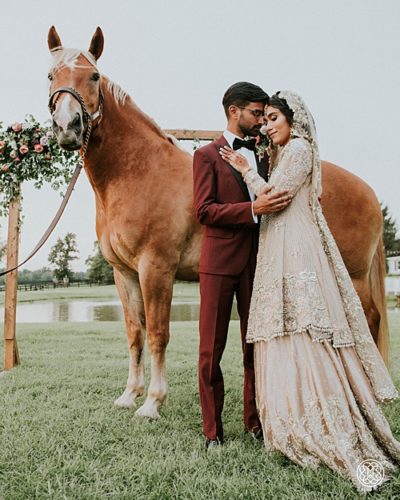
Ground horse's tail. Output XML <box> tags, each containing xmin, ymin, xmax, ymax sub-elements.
<box><xmin>370</xmin><ymin>235</ymin><xmax>389</xmax><ymax>365</ymax></box>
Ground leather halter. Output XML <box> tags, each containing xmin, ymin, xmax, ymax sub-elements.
<box><xmin>48</xmin><ymin>86</ymin><xmax>103</xmax><ymax>123</ymax></box>
<box><xmin>48</xmin><ymin>86</ymin><xmax>104</xmax><ymax>152</ymax></box>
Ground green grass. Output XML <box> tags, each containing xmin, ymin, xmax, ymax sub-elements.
<box><xmin>0</xmin><ymin>313</ymin><xmax>399</xmax><ymax>499</ymax></box>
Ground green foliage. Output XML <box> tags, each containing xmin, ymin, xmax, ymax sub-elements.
<box><xmin>0</xmin><ymin>115</ymin><xmax>78</xmax><ymax>216</ymax></box>
<box><xmin>48</xmin><ymin>232</ymin><xmax>79</xmax><ymax>280</ymax></box>
<box><xmin>382</xmin><ymin>204</ymin><xmax>400</xmax><ymax>255</ymax></box>
<box><xmin>0</xmin><ymin>241</ymin><xmax>6</xmax><ymax>261</ymax></box>
<box><xmin>17</xmin><ymin>267</ymin><xmax>54</xmax><ymax>283</ymax></box>
<box><xmin>85</xmin><ymin>241</ymin><xmax>114</xmax><ymax>284</ymax></box>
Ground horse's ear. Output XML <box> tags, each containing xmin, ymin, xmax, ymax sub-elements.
<box><xmin>48</xmin><ymin>26</ymin><xmax>62</xmax><ymax>51</ymax></box>
<box><xmin>88</xmin><ymin>27</ymin><xmax>104</xmax><ymax>60</ymax></box>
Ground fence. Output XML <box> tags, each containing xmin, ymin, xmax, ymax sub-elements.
<box><xmin>0</xmin><ymin>280</ymin><xmax>111</xmax><ymax>294</ymax></box>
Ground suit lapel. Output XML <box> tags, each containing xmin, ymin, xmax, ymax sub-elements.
<box><xmin>214</xmin><ymin>136</ymin><xmax>251</xmax><ymax>200</ymax></box>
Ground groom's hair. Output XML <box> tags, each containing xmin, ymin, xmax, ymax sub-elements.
<box><xmin>222</xmin><ymin>82</ymin><xmax>269</xmax><ymax>118</ymax></box>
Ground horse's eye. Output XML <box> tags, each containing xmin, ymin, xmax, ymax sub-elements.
<box><xmin>48</xmin><ymin>73</ymin><xmax>53</xmax><ymax>81</ymax></box>
<box><xmin>91</xmin><ymin>72</ymin><xmax>100</xmax><ymax>81</ymax></box>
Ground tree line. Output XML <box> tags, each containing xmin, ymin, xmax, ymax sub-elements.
<box><xmin>0</xmin><ymin>233</ymin><xmax>114</xmax><ymax>285</ymax></box>
<box><xmin>382</xmin><ymin>204</ymin><xmax>400</xmax><ymax>255</ymax></box>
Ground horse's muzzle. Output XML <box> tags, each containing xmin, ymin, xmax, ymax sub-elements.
<box><xmin>52</xmin><ymin>112</ymin><xmax>84</xmax><ymax>151</ymax></box>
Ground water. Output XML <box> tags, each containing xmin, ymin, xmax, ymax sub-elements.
<box><xmin>0</xmin><ymin>298</ymin><xmax>396</xmax><ymax>323</ymax></box>
<box><xmin>0</xmin><ymin>299</ymin><xmax>240</xmax><ymax>323</ymax></box>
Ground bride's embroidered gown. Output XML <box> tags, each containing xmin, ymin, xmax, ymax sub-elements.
<box><xmin>242</xmin><ymin>136</ymin><xmax>400</xmax><ymax>492</ymax></box>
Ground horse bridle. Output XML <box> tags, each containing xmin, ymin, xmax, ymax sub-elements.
<box><xmin>48</xmin><ymin>86</ymin><xmax>104</xmax><ymax>159</ymax></box>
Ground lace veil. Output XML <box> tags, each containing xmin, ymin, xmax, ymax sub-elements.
<box><xmin>267</xmin><ymin>90</ymin><xmax>322</xmax><ymax>204</ymax></box>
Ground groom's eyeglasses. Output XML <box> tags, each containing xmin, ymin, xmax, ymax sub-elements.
<box><xmin>238</xmin><ymin>107</ymin><xmax>265</xmax><ymax>119</ymax></box>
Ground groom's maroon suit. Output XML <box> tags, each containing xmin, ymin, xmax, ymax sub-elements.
<box><xmin>193</xmin><ymin>135</ymin><xmax>268</xmax><ymax>441</ymax></box>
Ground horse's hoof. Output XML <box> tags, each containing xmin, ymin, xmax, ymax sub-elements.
<box><xmin>114</xmin><ymin>390</ymin><xmax>137</xmax><ymax>409</ymax></box>
<box><xmin>135</xmin><ymin>401</ymin><xmax>160</xmax><ymax>419</ymax></box>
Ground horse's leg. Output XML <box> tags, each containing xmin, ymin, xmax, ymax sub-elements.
<box><xmin>367</xmin><ymin>238</ymin><xmax>389</xmax><ymax>364</ymax></box>
<box><xmin>351</xmin><ymin>275</ymin><xmax>380</xmax><ymax>344</ymax></box>
<box><xmin>135</xmin><ymin>263</ymin><xmax>174</xmax><ymax>419</ymax></box>
<box><xmin>113</xmin><ymin>270</ymin><xmax>146</xmax><ymax>409</ymax></box>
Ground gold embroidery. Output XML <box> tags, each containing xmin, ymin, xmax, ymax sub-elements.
<box><xmin>242</xmin><ymin>138</ymin><xmax>398</xmax><ymax>402</ymax></box>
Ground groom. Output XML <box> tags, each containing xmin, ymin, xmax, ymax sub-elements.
<box><xmin>193</xmin><ymin>82</ymin><xmax>291</xmax><ymax>448</ymax></box>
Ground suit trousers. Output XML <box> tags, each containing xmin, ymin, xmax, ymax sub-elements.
<box><xmin>198</xmin><ymin>255</ymin><xmax>260</xmax><ymax>440</ymax></box>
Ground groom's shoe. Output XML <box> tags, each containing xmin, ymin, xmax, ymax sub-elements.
<box><xmin>205</xmin><ymin>437</ymin><xmax>223</xmax><ymax>449</ymax></box>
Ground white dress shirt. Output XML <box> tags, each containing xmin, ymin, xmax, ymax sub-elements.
<box><xmin>223</xmin><ymin>130</ymin><xmax>258</xmax><ymax>222</ymax></box>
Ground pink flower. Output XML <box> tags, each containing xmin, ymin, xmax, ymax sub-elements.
<box><xmin>1</xmin><ymin>165</ymin><xmax>10</xmax><ymax>173</ymax></box>
<box><xmin>34</xmin><ymin>144</ymin><xmax>44</xmax><ymax>153</ymax></box>
<box><xmin>9</xmin><ymin>151</ymin><xmax>17</xmax><ymax>159</ymax></box>
<box><xmin>0</xmin><ymin>140</ymin><xmax>5</xmax><ymax>150</ymax></box>
<box><xmin>11</xmin><ymin>122</ymin><xmax>23</xmax><ymax>132</ymax></box>
<box><xmin>19</xmin><ymin>144</ymin><xmax>29</xmax><ymax>155</ymax></box>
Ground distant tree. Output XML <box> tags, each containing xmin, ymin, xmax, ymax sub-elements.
<box><xmin>382</xmin><ymin>204</ymin><xmax>400</xmax><ymax>255</ymax></box>
<box><xmin>0</xmin><ymin>243</ymin><xmax>6</xmax><ymax>261</ymax></box>
<box><xmin>18</xmin><ymin>267</ymin><xmax>54</xmax><ymax>283</ymax></box>
<box><xmin>74</xmin><ymin>271</ymin><xmax>87</xmax><ymax>281</ymax></box>
<box><xmin>85</xmin><ymin>241</ymin><xmax>114</xmax><ymax>284</ymax></box>
<box><xmin>48</xmin><ymin>232</ymin><xmax>79</xmax><ymax>280</ymax></box>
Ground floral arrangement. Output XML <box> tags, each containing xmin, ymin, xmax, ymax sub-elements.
<box><xmin>255</xmin><ymin>125</ymin><xmax>270</xmax><ymax>161</ymax></box>
<box><xmin>0</xmin><ymin>115</ymin><xmax>78</xmax><ymax>216</ymax></box>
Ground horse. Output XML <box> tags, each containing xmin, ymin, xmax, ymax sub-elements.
<box><xmin>47</xmin><ymin>26</ymin><xmax>388</xmax><ymax>419</ymax></box>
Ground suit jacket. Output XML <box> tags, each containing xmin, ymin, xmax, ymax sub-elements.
<box><xmin>193</xmin><ymin>135</ymin><xmax>269</xmax><ymax>275</ymax></box>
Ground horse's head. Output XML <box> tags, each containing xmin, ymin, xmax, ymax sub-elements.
<box><xmin>47</xmin><ymin>26</ymin><xmax>104</xmax><ymax>151</ymax></box>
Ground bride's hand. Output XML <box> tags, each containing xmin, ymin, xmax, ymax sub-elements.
<box><xmin>219</xmin><ymin>146</ymin><xmax>250</xmax><ymax>174</ymax></box>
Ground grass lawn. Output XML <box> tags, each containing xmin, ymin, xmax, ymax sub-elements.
<box><xmin>0</xmin><ymin>314</ymin><xmax>399</xmax><ymax>498</ymax></box>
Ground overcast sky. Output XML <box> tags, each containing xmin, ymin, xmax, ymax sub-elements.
<box><xmin>0</xmin><ymin>0</ymin><xmax>399</xmax><ymax>271</ymax></box>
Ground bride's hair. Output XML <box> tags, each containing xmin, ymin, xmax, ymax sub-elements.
<box><xmin>268</xmin><ymin>93</ymin><xmax>294</xmax><ymax>126</ymax></box>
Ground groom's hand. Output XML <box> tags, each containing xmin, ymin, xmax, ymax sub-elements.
<box><xmin>253</xmin><ymin>186</ymin><xmax>292</xmax><ymax>215</ymax></box>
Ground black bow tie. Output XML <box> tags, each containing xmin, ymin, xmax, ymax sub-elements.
<box><xmin>232</xmin><ymin>137</ymin><xmax>257</xmax><ymax>151</ymax></box>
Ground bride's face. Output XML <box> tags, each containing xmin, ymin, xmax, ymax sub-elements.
<box><xmin>265</xmin><ymin>106</ymin><xmax>291</xmax><ymax>146</ymax></box>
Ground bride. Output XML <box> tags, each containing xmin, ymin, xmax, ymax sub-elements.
<box><xmin>219</xmin><ymin>90</ymin><xmax>400</xmax><ymax>492</ymax></box>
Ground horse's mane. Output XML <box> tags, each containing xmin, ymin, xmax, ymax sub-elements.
<box><xmin>50</xmin><ymin>48</ymin><xmax>183</xmax><ymax>150</ymax></box>
<box><xmin>105</xmin><ymin>79</ymin><xmax>129</xmax><ymax>106</ymax></box>
<box><xmin>101</xmin><ymin>76</ymin><xmax>182</xmax><ymax>147</ymax></box>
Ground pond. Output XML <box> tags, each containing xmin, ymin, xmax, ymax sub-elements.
<box><xmin>0</xmin><ymin>299</ymin><xmax>240</xmax><ymax>322</ymax></box>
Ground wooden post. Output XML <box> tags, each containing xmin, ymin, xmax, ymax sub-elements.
<box><xmin>164</xmin><ymin>129</ymin><xmax>222</xmax><ymax>141</ymax></box>
<box><xmin>3</xmin><ymin>195</ymin><xmax>21</xmax><ymax>370</ymax></box>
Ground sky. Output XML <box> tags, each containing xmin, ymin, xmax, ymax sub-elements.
<box><xmin>0</xmin><ymin>0</ymin><xmax>399</xmax><ymax>271</ymax></box>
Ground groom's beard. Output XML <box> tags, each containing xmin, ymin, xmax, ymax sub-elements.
<box><xmin>239</xmin><ymin>124</ymin><xmax>261</xmax><ymax>138</ymax></box>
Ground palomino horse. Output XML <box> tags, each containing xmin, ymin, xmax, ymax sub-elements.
<box><xmin>47</xmin><ymin>27</ymin><xmax>388</xmax><ymax>418</ymax></box>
